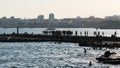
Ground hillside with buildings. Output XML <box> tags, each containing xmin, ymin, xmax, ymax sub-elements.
<box><xmin>0</xmin><ymin>13</ymin><xmax>120</xmax><ymax>29</ymax></box>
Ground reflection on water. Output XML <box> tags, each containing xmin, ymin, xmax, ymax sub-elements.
<box><xmin>0</xmin><ymin>42</ymin><xmax>119</xmax><ymax>68</ymax></box>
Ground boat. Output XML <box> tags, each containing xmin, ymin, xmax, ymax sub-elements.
<box><xmin>96</xmin><ymin>51</ymin><xmax>120</xmax><ymax>64</ymax></box>
<box><xmin>47</xmin><ymin>27</ymin><xmax>55</xmax><ymax>30</ymax></box>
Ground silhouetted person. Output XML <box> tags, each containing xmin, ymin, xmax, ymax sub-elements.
<box><xmin>114</xmin><ymin>31</ymin><xmax>117</xmax><ymax>37</ymax></box>
<box><xmin>12</xmin><ymin>66</ymin><xmax>17</xmax><ymax>68</ymax></box>
<box><xmin>87</xmin><ymin>31</ymin><xmax>88</xmax><ymax>36</ymax></box>
<box><xmin>98</xmin><ymin>31</ymin><xmax>100</xmax><ymax>36</ymax></box>
<box><xmin>94</xmin><ymin>31</ymin><xmax>97</xmax><ymax>36</ymax></box>
<box><xmin>84</xmin><ymin>48</ymin><xmax>87</xmax><ymax>55</ymax></box>
<box><xmin>89</xmin><ymin>61</ymin><xmax>92</xmax><ymax>66</ymax></box>
<box><xmin>102</xmin><ymin>32</ymin><xmax>104</xmax><ymax>36</ymax></box>
<box><xmin>80</xmin><ymin>32</ymin><xmax>82</xmax><ymax>36</ymax></box>
<box><xmin>75</xmin><ymin>31</ymin><xmax>77</xmax><ymax>36</ymax></box>
<box><xmin>84</xmin><ymin>31</ymin><xmax>86</xmax><ymax>36</ymax></box>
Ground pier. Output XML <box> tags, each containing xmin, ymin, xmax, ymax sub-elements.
<box><xmin>0</xmin><ymin>28</ymin><xmax>120</xmax><ymax>48</ymax></box>
<box><xmin>0</xmin><ymin>33</ymin><xmax>120</xmax><ymax>48</ymax></box>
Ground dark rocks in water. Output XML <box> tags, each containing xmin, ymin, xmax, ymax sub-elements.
<box><xmin>104</xmin><ymin>51</ymin><xmax>111</xmax><ymax>57</ymax></box>
<box><xmin>96</xmin><ymin>51</ymin><xmax>120</xmax><ymax>64</ymax></box>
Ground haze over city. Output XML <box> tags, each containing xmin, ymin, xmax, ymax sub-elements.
<box><xmin>0</xmin><ymin>0</ymin><xmax>120</xmax><ymax>18</ymax></box>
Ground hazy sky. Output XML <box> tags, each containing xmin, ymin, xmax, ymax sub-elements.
<box><xmin>0</xmin><ymin>0</ymin><xmax>120</xmax><ymax>18</ymax></box>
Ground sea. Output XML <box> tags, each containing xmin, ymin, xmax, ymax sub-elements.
<box><xmin>0</xmin><ymin>28</ymin><xmax>120</xmax><ymax>68</ymax></box>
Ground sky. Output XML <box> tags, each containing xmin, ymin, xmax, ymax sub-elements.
<box><xmin>0</xmin><ymin>0</ymin><xmax>120</xmax><ymax>19</ymax></box>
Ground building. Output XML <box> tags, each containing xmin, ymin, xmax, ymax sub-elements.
<box><xmin>49</xmin><ymin>13</ymin><xmax>54</xmax><ymax>21</ymax></box>
<box><xmin>37</xmin><ymin>15</ymin><xmax>44</xmax><ymax>23</ymax></box>
<box><xmin>105</xmin><ymin>15</ymin><xmax>120</xmax><ymax>21</ymax></box>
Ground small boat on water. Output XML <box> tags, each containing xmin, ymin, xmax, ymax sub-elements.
<box><xmin>47</xmin><ymin>27</ymin><xmax>55</xmax><ymax>30</ymax></box>
<box><xmin>96</xmin><ymin>51</ymin><xmax>120</xmax><ymax>64</ymax></box>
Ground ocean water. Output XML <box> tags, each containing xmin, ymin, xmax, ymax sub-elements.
<box><xmin>0</xmin><ymin>28</ymin><xmax>120</xmax><ymax>68</ymax></box>
<box><xmin>0</xmin><ymin>42</ymin><xmax>120</xmax><ymax>68</ymax></box>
